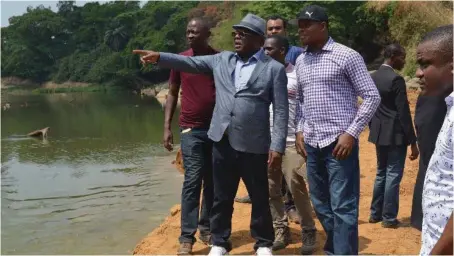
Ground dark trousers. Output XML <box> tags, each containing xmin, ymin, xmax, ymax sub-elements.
<box><xmin>370</xmin><ymin>145</ymin><xmax>407</xmax><ymax>223</ymax></box>
<box><xmin>179</xmin><ymin>128</ymin><xmax>214</xmax><ymax>244</ymax></box>
<box><xmin>210</xmin><ymin>137</ymin><xmax>274</xmax><ymax>251</ymax></box>
<box><xmin>305</xmin><ymin>141</ymin><xmax>360</xmax><ymax>255</ymax></box>
<box><xmin>410</xmin><ymin>157</ymin><xmax>427</xmax><ymax>231</ymax></box>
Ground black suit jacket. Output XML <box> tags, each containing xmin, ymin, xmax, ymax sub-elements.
<box><xmin>368</xmin><ymin>65</ymin><xmax>417</xmax><ymax>146</ymax></box>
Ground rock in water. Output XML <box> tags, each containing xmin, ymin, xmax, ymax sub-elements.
<box><xmin>27</xmin><ymin>127</ymin><xmax>50</xmax><ymax>138</ymax></box>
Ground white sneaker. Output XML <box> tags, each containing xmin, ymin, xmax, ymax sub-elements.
<box><xmin>256</xmin><ymin>247</ymin><xmax>273</xmax><ymax>256</ymax></box>
<box><xmin>208</xmin><ymin>246</ymin><xmax>228</xmax><ymax>256</ymax></box>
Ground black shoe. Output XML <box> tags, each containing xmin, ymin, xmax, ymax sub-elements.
<box><xmin>382</xmin><ymin>220</ymin><xmax>400</xmax><ymax>229</ymax></box>
<box><xmin>234</xmin><ymin>195</ymin><xmax>252</xmax><ymax>204</ymax></box>
<box><xmin>301</xmin><ymin>229</ymin><xmax>317</xmax><ymax>255</ymax></box>
<box><xmin>369</xmin><ymin>216</ymin><xmax>382</xmax><ymax>223</ymax></box>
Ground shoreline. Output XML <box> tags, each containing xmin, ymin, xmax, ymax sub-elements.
<box><xmin>132</xmin><ymin>91</ymin><xmax>423</xmax><ymax>255</ymax></box>
<box><xmin>1</xmin><ymin>78</ymin><xmax>179</xmax><ymax>106</ymax></box>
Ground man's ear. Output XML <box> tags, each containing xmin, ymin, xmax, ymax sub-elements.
<box><xmin>321</xmin><ymin>22</ymin><xmax>328</xmax><ymax>33</ymax></box>
<box><xmin>280</xmin><ymin>47</ymin><xmax>286</xmax><ymax>56</ymax></box>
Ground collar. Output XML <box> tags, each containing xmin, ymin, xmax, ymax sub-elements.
<box><xmin>445</xmin><ymin>91</ymin><xmax>454</xmax><ymax>107</ymax></box>
<box><xmin>381</xmin><ymin>64</ymin><xmax>394</xmax><ymax>70</ymax></box>
<box><xmin>303</xmin><ymin>37</ymin><xmax>335</xmax><ymax>53</ymax></box>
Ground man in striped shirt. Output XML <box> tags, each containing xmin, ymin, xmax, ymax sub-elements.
<box><xmin>292</xmin><ymin>5</ymin><xmax>380</xmax><ymax>255</ymax></box>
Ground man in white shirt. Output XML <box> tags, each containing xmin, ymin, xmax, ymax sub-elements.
<box><xmin>418</xmin><ymin>24</ymin><xmax>453</xmax><ymax>255</ymax></box>
<box><xmin>263</xmin><ymin>35</ymin><xmax>317</xmax><ymax>255</ymax></box>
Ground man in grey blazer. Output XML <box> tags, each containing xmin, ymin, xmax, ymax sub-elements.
<box><xmin>134</xmin><ymin>14</ymin><xmax>289</xmax><ymax>256</ymax></box>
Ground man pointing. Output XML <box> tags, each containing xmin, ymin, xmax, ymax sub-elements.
<box><xmin>134</xmin><ymin>13</ymin><xmax>289</xmax><ymax>256</ymax></box>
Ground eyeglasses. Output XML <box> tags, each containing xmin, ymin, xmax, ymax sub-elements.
<box><xmin>231</xmin><ymin>31</ymin><xmax>254</xmax><ymax>39</ymax></box>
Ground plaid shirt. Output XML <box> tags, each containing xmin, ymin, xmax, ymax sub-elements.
<box><xmin>295</xmin><ymin>37</ymin><xmax>380</xmax><ymax>148</ymax></box>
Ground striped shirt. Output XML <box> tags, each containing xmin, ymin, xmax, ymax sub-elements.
<box><xmin>295</xmin><ymin>37</ymin><xmax>380</xmax><ymax>148</ymax></box>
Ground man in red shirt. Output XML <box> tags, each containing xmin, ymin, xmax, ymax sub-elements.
<box><xmin>163</xmin><ymin>17</ymin><xmax>218</xmax><ymax>255</ymax></box>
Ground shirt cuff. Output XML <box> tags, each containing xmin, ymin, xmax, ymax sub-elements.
<box><xmin>345</xmin><ymin>124</ymin><xmax>362</xmax><ymax>139</ymax></box>
<box><xmin>296</xmin><ymin>119</ymin><xmax>304</xmax><ymax>133</ymax></box>
<box><xmin>270</xmin><ymin>143</ymin><xmax>285</xmax><ymax>155</ymax></box>
<box><xmin>158</xmin><ymin>52</ymin><xmax>171</xmax><ymax>63</ymax></box>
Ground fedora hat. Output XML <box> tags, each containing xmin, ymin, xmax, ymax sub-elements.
<box><xmin>232</xmin><ymin>13</ymin><xmax>266</xmax><ymax>37</ymax></box>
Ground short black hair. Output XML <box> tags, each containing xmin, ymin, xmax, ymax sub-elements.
<box><xmin>266</xmin><ymin>34</ymin><xmax>290</xmax><ymax>54</ymax></box>
<box><xmin>267</xmin><ymin>15</ymin><xmax>288</xmax><ymax>29</ymax></box>
<box><xmin>420</xmin><ymin>24</ymin><xmax>453</xmax><ymax>62</ymax></box>
<box><xmin>383</xmin><ymin>43</ymin><xmax>405</xmax><ymax>59</ymax></box>
<box><xmin>188</xmin><ymin>17</ymin><xmax>211</xmax><ymax>32</ymax></box>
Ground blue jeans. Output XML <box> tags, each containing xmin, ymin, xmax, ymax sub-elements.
<box><xmin>305</xmin><ymin>141</ymin><xmax>360</xmax><ymax>255</ymax></box>
<box><xmin>370</xmin><ymin>145</ymin><xmax>407</xmax><ymax>223</ymax></box>
<box><xmin>179</xmin><ymin>127</ymin><xmax>214</xmax><ymax>244</ymax></box>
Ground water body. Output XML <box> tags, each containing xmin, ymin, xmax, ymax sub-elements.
<box><xmin>1</xmin><ymin>92</ymin><xmax>183</xmax><ymax>254</ymax></box>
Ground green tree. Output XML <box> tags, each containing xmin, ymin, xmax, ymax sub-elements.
<box><xmin>2</xmin><ymin>0</ymin><xmax>452</xmax><ymax>89</ymax></box>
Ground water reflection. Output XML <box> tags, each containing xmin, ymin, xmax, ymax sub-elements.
<box><xmin>1</xmin><ymin>92</ymin><xmax>183</xmax><ymax>254</ymax></box>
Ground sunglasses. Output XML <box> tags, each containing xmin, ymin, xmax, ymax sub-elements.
<box><xmin>231</xmin><ymin>31</ymin><xmax>254</xmax><ymax>39</ymax></box>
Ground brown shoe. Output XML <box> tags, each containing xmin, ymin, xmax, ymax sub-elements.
<box><xmin>272</xmin><ymin>227</ymin><xmax>291</xmax><ymax>251</ymax></box>
<box><xmin>177</xmin><ymin>242</ymin><xmax>193</xmax><ymax>255</ymax></box>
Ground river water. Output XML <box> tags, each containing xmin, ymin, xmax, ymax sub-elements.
<box><xmin>1</xmin><ymin>92</ymin><xmax>183</xmax><ymax>254</ymax></box>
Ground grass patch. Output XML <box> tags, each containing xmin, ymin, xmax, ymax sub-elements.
<box><xmin>366</xmin><ymin>1</ymin><xmax>453</xmax><ymax>77</ymax></box>
<box><xmin>210</xmin><ymin>2</ymin><xmax>248</xmax><ymax>51</ymax></box>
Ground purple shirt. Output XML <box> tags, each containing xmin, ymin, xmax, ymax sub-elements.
<box><xmin>295</xmin><ymin>37</ymin><xmax>380</xmax><ymax>148</ymax></box>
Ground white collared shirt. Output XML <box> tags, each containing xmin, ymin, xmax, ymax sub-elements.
<box><xmin>420</xmin><ymin>92</ymin><xmax>454</xmax><ymax>255</ymax></box>
<box><xmin>270</xmin><ymin>63</ymin><xmax>297</xmax><ymax>147</ymax></box>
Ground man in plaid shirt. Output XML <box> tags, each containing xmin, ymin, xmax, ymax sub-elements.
<box><xmin>291</xmin><ymin>5</ymin><xmax>380</xmax><ymax>255</ymax></box>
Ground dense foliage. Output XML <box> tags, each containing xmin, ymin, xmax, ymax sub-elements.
<box><xmin>1</xmin><ymin>1</ymin><xmax>452</xmax><ymax>90</ymax></box>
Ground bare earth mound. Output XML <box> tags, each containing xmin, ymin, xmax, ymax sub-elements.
<box><xmin>133</xmin><ymin>91</ymin><xmax>422</xmax><ymax>255</ymax></box>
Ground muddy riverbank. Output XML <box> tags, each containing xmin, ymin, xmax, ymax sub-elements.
<box><xmin>133</xmin><ymin>90</ymin><xmax>423</xmax><ymax>255</ymax></box>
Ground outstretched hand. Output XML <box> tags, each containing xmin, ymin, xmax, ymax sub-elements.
<box><xmin>132</xmin><ymin>50</ymin><xmax>160</xmax><ymax>65</ymax></box>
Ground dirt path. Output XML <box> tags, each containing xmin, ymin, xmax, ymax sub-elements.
<box><xmin>133</xmin><ymin>91</ymin><xmax>422</xmax><ymax>255</ymax></box>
